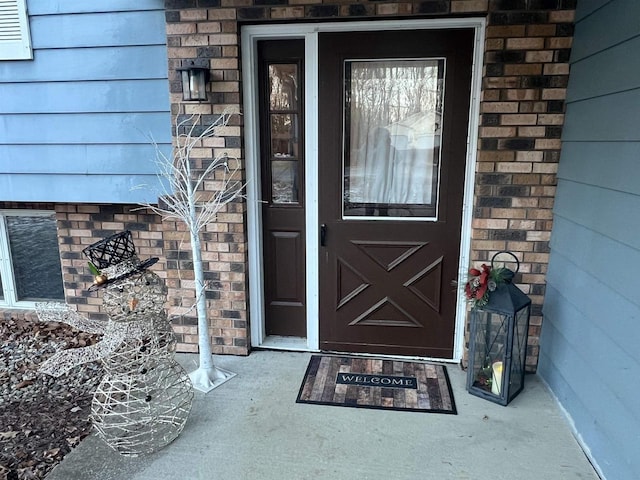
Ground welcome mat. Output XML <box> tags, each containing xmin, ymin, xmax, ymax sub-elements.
<box><xmin>296</xmin><ymin>355</ymin><xmax>456</xmax><ymax>414</ymax></box>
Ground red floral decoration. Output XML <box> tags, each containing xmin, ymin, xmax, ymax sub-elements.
<box><xmin>465</xmin><ymin>264</ymin><xmax>505</xmax><ymax>308</ymax></box>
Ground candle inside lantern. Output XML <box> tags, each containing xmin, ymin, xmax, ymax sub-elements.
<box><xmin>491</xmin><ymin>361</ymin><xmax>503</xmax><ymax>395</ymax></box>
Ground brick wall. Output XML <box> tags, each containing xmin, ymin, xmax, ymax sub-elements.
<box><xmin>52</xmin><ymin>205</ymin><xmax>218</xmax><ymax>347</ymax></box>
<box><xmin>53</xmin><ymin>203</ymin><xmax>164</xmax><ymax>311</ymax></box>
<box><xmin>476</xmin><ymin>6</ymin><xmax>574</xmax><ymax>369</ymax></box>
<box><xmin>1</xmin><ymin>199</ymin><xmax>247</xmax><ymax>356</ymax></box>
<box><xmin>162</xmin><ymin>0</ymin><xmax>575</xmax><ymax>369</ymax></box>
<box><xmin>161</xmin><ymin>199</ymin><xmax>249</xmax><ymax>356</ymax></box>
<box><xmin>0</xmin><ymin>1</ymin><xmax>575</xmax><ymax>370</ymax></box>
<box><xmin>0</xmin><ymin>1</ymin><xmax>575</xmax><ymax>369</ymax></box>
<box><xmin>0</xmin><ymin>203</ymin><xmax>176</xmax><ymax>341</ymax></box>
<box><xmin>165</xmin><ymin>1</ymin><xmax>249</xmax><ymax>356</ymax></box>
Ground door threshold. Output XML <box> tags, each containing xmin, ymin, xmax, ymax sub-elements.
<box><xmin>324</xmin><ymin>349</ymin><xmax>460</xmax><ymax>365</ymax></box>
<box><xmin>259</xmin><ymin>336</ymin><xmax>313</xmax><ymax>352</ymax></box>
<box><xmin>257</xmin><ymin>338</ymin><xmax>461</xmax><ymax>364</ymax></box>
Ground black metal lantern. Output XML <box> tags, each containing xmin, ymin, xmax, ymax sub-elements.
<box><xmin>466</xmin><ymin>252</ymin><xmax>531</xmax><ymax>406</ymax></box>
<box><xmin>178</xmin><ymin>60</ymin><xmax>209</xmax><ymax>101</ymax></box>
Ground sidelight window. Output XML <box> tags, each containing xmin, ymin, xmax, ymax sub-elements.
<box><xmin>267</xmin><ymin>63</ymin><xmax>302</xmax><ymax>205</ymax></box>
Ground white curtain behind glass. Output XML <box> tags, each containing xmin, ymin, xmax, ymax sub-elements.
<box><xmin>347</xmin><ymin>60</ymin><xmax>444</xmax><ymax>206</ymax></box>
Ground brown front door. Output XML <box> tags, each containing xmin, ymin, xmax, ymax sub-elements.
<box><xmin>258</xmin><ymin>40</ymin><xmax>306</xmax><ymax>336</ymax></box>
<box><xmin>318</xmin><ymin>29</ymin><xmax>474</xmax><ymax>358</ymax></box>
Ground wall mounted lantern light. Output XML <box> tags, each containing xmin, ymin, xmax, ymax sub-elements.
<box><xmin>178</xmin><ymin>61</ymin><xmax>209</xmax><ymax>101</ymax></box>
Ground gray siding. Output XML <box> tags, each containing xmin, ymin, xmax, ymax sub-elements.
<box><xmin>0</xmin><ymin>0</ymin><xmax>170</xmax><ymax>203</ymax></box>
<box><xmin>539</xmin><ymin>1</ymin><xmax>640</xmax><ymax>479</ymax></box>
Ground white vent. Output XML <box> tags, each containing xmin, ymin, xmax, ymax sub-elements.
<box><xmin>0</xmin><ymin>0</ymin><xmax>32</xmax><ymax>60</ymax></box>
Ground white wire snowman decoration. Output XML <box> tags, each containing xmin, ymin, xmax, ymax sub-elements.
<box><xmin>37</xmin><ymin>231</ymin><xmax>193</xmax><ymax>456</ymax></box>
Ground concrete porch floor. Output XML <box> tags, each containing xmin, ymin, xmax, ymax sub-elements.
<box><xmin>47</xmin><ymin>351</ymin><xmax>599</xmax><ymax>480</ymax></box>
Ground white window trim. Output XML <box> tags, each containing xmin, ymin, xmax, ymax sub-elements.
<box><xmin>0</xmin><ymin>210</ymin><xmax>62</xmax><ymax>309</ymax></box>
<box><xmin>242</xmin><ymin>18</ymin><xmax>486</xmax><ymax>362</ymax></box>
<box><xmin>0</xmin><ymin>0</ymin><xmax>33</xmax><ymax>61</ymax></box>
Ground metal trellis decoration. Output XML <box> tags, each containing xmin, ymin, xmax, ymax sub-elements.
<box><xmin>37</xmin><ymin>231</ymin><xmax>193</xmax><ymax>456</ymax></box>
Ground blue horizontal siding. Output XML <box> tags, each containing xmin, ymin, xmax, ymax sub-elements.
<box><xmin>553</xmin><ymin>179</ymin><xmax>640</xmax><ymax>251</ymax></box>
<box><xmin>538</xmin><ymin>325</ymin><xmax>637</xmax><ymax>480</ymax></box>
<box><xmin>0</xmin><ymin>144</ymin><xmax>171</xmax><ymax>175</ymax></box>
<box><xmin>543</xmin><ymin>210</ymin><xmax>640</xmax><ymax>480</ymax></box>
<box><xmin>574</xmin><ymin>0</ymin><xmax>611</xmax><ymax>22</ymax></box>
<box><xmin>534</xmin><ymin>1</ymin><xmax>639</xmax><ymax>478</ymax></box>
<box><xmin>567</xmin><ymin>35</ymin><xmax>640</xmax><ymax>102</ymax></box>
<box><xmin>0</xmin><ymin>45</ymin><xmax>169</xmax><ymax>83</ymax></box>
<box><xmin>0</xmin><ymin>80</ymin><xmax>170</xmax><ymax>114</ymax></box>
<box><xmin>561</xmin><ymin>88</ymin><xmax>640</xmax><ymax>142</ymax></box>
<box><xmin>544</xmin><ymin>248</ymin><xmax>639</xmax><ymax>366</ymax></box>
<box><xmin>542</xmin><ymin>244</ymin><xmax>640</xmax><ymax>479</ymax></box>
<box><xmin>0</xmin><ymin>173</ymin><xmax>169</xmax><ymax>204</ymax></box>
<box><xmin>549</xmin><ymin>216</ymin><xmax>640</xmax><ymax>307</ymax></box>
<box><xmin>0</xmin><ymin>112</ymin><xmax>171</xmax><ymax>145</ymax></box>
<box><xmin>541</xmin><ymin>291</ymin><xmax>639</xmax><ymax>436</ymax></box>
<box><xmin>557</xmin><ymin>142</ymin><xmax>640</xmax><ymax>196</ymax></box>
<box><xmin>0</xmin><ymin>1</ymin><xmax>171</xmax><ymax>204</ymax></box>
<box><xmin>571</xmin><ymin>0</ymin><xmax>640</xmax><ymax>60</ymax></box>
<box><xmin>27</xmin><ymin>0</ymin><xmax>164</xmax><ymax>16</ymax></box>
<box><xmin>30</xmin><ymin>10</ymin><xmax>167</xmax><ymax>49</ymax></box>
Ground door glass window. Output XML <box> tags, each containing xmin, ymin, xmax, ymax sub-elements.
<box><xmin>268</xmin><ymin>64</ymin><xmax>301</xmax><ymax>204</ymax></box>
<box><xmin>343</xmin><ymin>59</ymin><xmax>445</xmax><ymax>219</ymax></box>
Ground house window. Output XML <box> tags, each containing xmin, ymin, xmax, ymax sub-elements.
<box><xmin>0</xmin><ymin>211</ymin><xmax>65</xmax><ymax>307</ymax></box>
<box><xmin>0</xmin><ymin>0</ymin><xmax>33</xmax><ymax>60</ymax></box>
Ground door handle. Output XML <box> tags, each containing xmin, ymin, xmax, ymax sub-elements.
<box><xmin>320</xmin><ymin>224</ymin><xmax>327</xmax><ymax>247</ymax></box>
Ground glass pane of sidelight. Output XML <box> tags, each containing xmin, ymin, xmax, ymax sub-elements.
<box><xmin>6</xmin><ymin>214</ymin><xmax>65</xmax><ymax>302</ymax></box>
<box><xmin>0</xmin><ymin>272</ymin><xmax>4</xmax><ymax>300</ymax></box>
<box><xmin>270</xmin><ymin>113</ymin><xmax>299</xmax><ymax>158</ymax></box>
<box><xmin>343</xmin><ymin>58</ymin><xmax>445</xmax><ymax>219</ymax></box>
<box><xmin>269</xmin><ymin>64</ymin><xmax>298</xmax><ymax>110</ymax></box>
<box><xmin>271</xmin><ymin>160</ymin><xmax>299</xmax><ymax>204</ymax></box>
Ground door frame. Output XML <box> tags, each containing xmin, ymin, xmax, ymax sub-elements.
<box><xmin>242</xmin><ymin>18</ymin><xmax>486</xmax><ymax>361</ymax></box>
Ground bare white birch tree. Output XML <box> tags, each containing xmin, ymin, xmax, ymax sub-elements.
<box><xmin>139</xmin><ymin>109</ymin><xmax>244</xmax><ymax>393</ymax></box>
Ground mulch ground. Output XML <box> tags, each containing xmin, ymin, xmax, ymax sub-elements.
<box><xmin>0</xmin><ymin>317</ymin><xmax>103</xmax><ymax>480</ymax></box>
